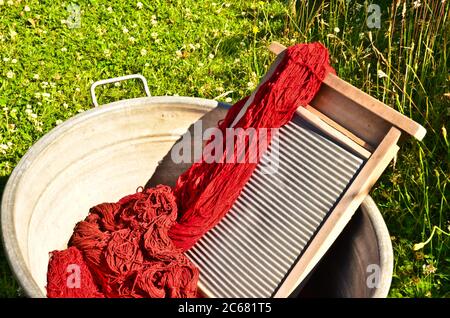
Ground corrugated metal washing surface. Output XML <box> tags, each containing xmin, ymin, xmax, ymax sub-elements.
<box><xmin>187</xmin><ymin>114</ymin><xmax>366</xmax><ymax>298</ymax></box>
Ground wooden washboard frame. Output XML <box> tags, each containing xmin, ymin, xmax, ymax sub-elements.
<box><xmin>188</xmin><ymin>42</ymin><xmax>426</xmax><ymax>298</ymax></box>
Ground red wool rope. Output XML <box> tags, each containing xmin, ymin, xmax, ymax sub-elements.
<box><xmin>47</xmin><ymin>43</ymin><xmax>334</xmax><ymax>297</ymax></box>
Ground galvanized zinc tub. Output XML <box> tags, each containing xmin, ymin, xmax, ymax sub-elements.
<box><xmin>1</xmin><ymin>78</ymin><xmax>393</xmax><ymax>298</ymax></box>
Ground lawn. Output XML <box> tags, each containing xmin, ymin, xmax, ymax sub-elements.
<box><xmin>0</xmin><ymin>0</ymin><xmax>449</xmax><ymax>298</ymax></box>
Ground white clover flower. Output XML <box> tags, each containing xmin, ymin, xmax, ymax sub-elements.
<box><xmin>6</xmin><ymin>70</ymin><xmax>14</xmax><ymax>78</ymax></box>
<box><xmin>55</xmin><ymin>119</ymin><xmax>63</xmax><ymax>125</ymax></box>
<box><xmin>122</xmin><ymin>27</ymin><xmax>129</xmax><ymax>34</ymax></box>
<box><xmin>188</xmin><ymin>43</ymin><xmax>196</xmax><ymax>50</ymax></box>
<box><xmin>30</xmin><ymin>113</ymin><xmax>38</xmax><ymax>119</ymax></box>
<box><xmin>7</xmin><ymin>0</ymin><xmax>13</xmax><ymax>6</ymax></box>
<box><xmin>247</xmin><ymin>81</ymin><xmax>255</xmax><ymax>89</ymax></box>
<box><xmin>129</xmin><ymin>36</ymin><xmax>136</xmax><ymax>43</ymax></box>
<box><xmin>41</xmin><ymin>81</ymin><xmax>49</xmax><ymax>87</ymax></box>
<box><xmin>11</xmin><ymin>58</ymin><xmax>17</xmax><ymax>63</ymax></box>
<box><xmin>151</xmin><ymin>32</ymin><xmax>158</xmax><ymax>38</ymax></box>
<box><xmin>75</xmin><ymin>87</ymin><xmax>81</xmax><ymax>92</ymax></box>
<box><xmin>3</xmin><ymin>57</ymin><xmax>10</xmax><ymax>62</ymax></box>
<box><xmin>140</xmin><ymin>48</ymin><xmax>148</xmax><ymax>56</ymax></box>
<box><xmin>107</xmin><ymin>6</ymin><xmax>113</xmax><ymax>13</ymax></box>
<box><xmin>208</xmin><ymin>53</ymin><xmax>214</xmax><ymax>59</ymax></box>
<box><xmin>334</xmin><ymin>27</ymin><xmax>340</xmax><ymax>33</ymax></box>
<box><xmin>175</xmin><ymin>50</ymin><xmax>182</xmax><ymax>57</ymax></box>
<box><xmin>0</xmin><ymin>0</ymin><xmax>4</xmax><ymax>6</ymax></box>
<box><xmin>42</xmin><ymin>92</ymin><xmax>51</xmax><ymax>98</ymax></box>
<box><xmin>24</xmin><ymin>5</ymin><xmax>30</xmax><ymax>11</ymax></box>
<box><xmin>413</xmin><ymin>0</ymin><xmax>421</xmax><ymax>8</ymax></box>
<box><xmin>377</xmin><ymin>70</ymin><xmax>388</xmax><ymax>78</ymax></box>
<box><xmin>225</xmin><ymin>97</ymin><xmax>232</xmax><ymax>103</ymax></box>
<box><xmin>104</xmin><ymin>49</ymin><xmax>111</xmax><ymax>57</ymax></box>
<box><xmin>61</xmin><ymin>47</ymin><xmax>67</xmax><ymax>52</ymax></box>
<box><xmin>225</xmin><ymin>3</ymin><xmax>231</xmax><ymax>7</ymax></box>
<box><xmin>144</xmin><ymin>63</ymin><xmax>150</xmax><ymax>67</ymax></box>
<box><xmin>33</xmin><ymin>74</ymin><xmax>40</xmax><ymax>80</ymax></box>
<box><xmin>63</xmin><ymin>102</ymin><xmax>69</xmax><ymax>108</ymax></box>
<box><xmin>137</xmin><ymin>2</ymin><xmax>143</xmax><ymax>9</ymax></box>
<box><xmin>114</xmin><ymin>82</ymin><xmax>121</xmax><ymax>87</ymax></box>
<box><xmin>198</xmin><ymin>62</ymin><xmax>204</xmax><ymax>67</ymax></box>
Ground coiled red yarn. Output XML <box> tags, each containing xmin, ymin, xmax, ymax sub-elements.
<box><xmin>47</xmin><ymin>43</ymin><xmax>334</xmax><ymax>297</ymax></box>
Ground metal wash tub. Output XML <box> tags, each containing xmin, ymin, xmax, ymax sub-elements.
<box><xmin>1</xmin><ymin>75</ymin><xmax>393</xmax><ymax>297</ymax></box>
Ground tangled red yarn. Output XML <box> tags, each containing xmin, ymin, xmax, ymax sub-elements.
<box><xmin>47</xmin><ymin>43</ymin><xmax>334</xmax><ymax>298</ymax></box>
<box><xmin>47</xmin><ymin>186</ymin><xmax>198</xmax><ymax>298</ymax></box>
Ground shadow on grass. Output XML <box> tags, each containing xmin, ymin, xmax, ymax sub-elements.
<box><xmin>0</xmin><ymin>175</ymin><xmax>22</xmax><ymax>298</ymax></box>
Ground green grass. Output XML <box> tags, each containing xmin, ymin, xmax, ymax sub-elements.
<box><xmin>0</xmin><ymin>0</ymin><xmax>448</xmax><ymax>297</ymax></box>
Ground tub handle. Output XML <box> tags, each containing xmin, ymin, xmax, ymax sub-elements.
<box><xmin>90</xmin><ymin>74</ymin><xmax>151</xmax><ymax>107</ymax></box>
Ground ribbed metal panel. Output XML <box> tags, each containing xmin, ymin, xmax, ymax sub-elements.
<box><xmin>187</xmin><ymin>114</ymin><xmax>366</xmax><ymax>298</ymax></box>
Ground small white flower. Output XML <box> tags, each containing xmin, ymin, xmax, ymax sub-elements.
<box><xmin>377</xmin><ymin>70</ymin><xmax>388</xmax><ymax>78</ymax></box>
<box><xmin>42</xmin><ymin>92</ymin><xmax>51</xmax><ymax>98</ymax></box>
<box><xmin>7</xmin><ymin>0</ymin><xmax>13</xmax><ymax>5</ymax></box>
<box><xmin>128</xmin><ymin>36</ymin><xmax>136</xmax><ymax>43</ymax></box>
<box><xmin>144</xmin><ymin>63</ymin><xmax>150</xmax><ymax>67</ymax></box>
<box><xmin>41</xmin><ymin>81</ymin><xmax>49</xmax><ymax>87</ymax></box>
<box><xmin>151</xmin><ymin>32</ymin><xmax>158</xmax><ymax>39</ymax></box>
<box><xmin>0</xmin><ymin>144</ymin><xmax>8</xmax><ymax>151</ymax></box>
<box><xmin>208</xmin><ymin>53</ymin><xmax>214</xmax><ymax>59</ymax></box>
<box><xmin>30</xmin><ymin>113</ymin><xmax>38</xmax><ymax>119</ymax></box>
<box><xmin>107</xmin><ymin>6</ymin><xmax>113</xmax><ymax>13</ymax></box>
<box><xmin>136</xmin><ymin>2</ymin><xmax>143</xmax><ymax>9</ymax></box>
<box><xmin>33</xmin><ymin>74</ymin><xmax>40</xmax><ymax>80</ymax></box>
<box><xmin>75</xmin><ymin>87</ymin><xmax>81</xmax><ymax>92</ymax></box>
<box><xmin>334</xmin><ymin>27</ymin><xmax>340</xmax><ymax>33</ymax></box>
<box><xmin>413</xmin><ymin>0</ymin><xmax>421</xmax><ymax>8</ymax></box>
<box><xmin>2</xmin><ymin>106</ymin><xmax>8</xmax><ymax>112</ymax></box>
<box><xmin>198</xmin><ymin>62</ymin><xmax>204</xmax><ymax>67</ymax></box>
<box><xmin>26</xmin><ymin>104</ymin><xmax>32</xmax><ymax>109</ymax></box>
<box><xmin>114</xmin><ymin>82</ymin><xmax>121</xmax><ymax>87</ymax></box>
<box><xmin>234</xmin><ymin>58</ymin><xmax>240</xmax><ymax>63</ymax></box>
<box><xmin>224</xmin><ymin>3</ymin><xmax>231</xmax><ymax>7</ymax></box>
<box><xmin>77</xmin><ymin>109</ymin><xmax>84</xmax><ymax>113</ymax></box>
<box><xmin>188</xmin><ymin>43</ymin><xmax>196</xmax><ymax>50</ymax></box>
<box><xmin>61</xmin><ymin>47</ymin><xmax>67</xmax><ymax>52</ymax></box>
<box><xmin>6</xmin><ymin>70</ymin><xmax>14</xmax><ymax>78</ymax></box>
<box><xmin>175</xmin><ymin>50</ymin><xmax>183</xmax><ymax>57</ymax></box>
<box><xmin>3</xmin><ymin>57</ymin><xmax>10</xmax><ymax>62</ymax></box>
<box><xmin>63</xmin><ymin>102</ymin><xmax>69</xmax><ymax>108</ymax></box>
<box><xmin>122</xmin><ymin>27</ymin><xmax>129</xmax><ymax>34</ymax></box>
<box><xmin>151</xmin><ymin>15</ymin><xmax>157</xmax><ymax>25</ymax></box>
<box><xmin>104</xmin><ymin>49</ymin><xmax>111</xmax><ymax>57</ymax></box>
<box><xmin>247</xmin><ymin>81</ymin><xmax>255</xmax><ymax>89</ymax></box>
<box><xmin>225</xmin><ymin>97</ymin><xmax>232</xmax><ymax>103</ymax></box>
<box><xmin>24</xmin><ymin>5</ymin><xmax>30</xmax><ymax>12</ymax></box>
<box><xmin>55</xmin><ymin>119</ymin><xmax>63</xmax><ymax>125</ymax></box>
<box><xmin>140</xmin><ymin>48</ymin><xmax>148</xmax><ymax>56</ymax></box>
<box><xmin>11</xmin><ymin>58</ymin><xmax>17</xmax><ymax>63</ymax></box>
<box><xmin>0</xmin><ymin>0</ymin><xmax>4</xmax><ymax>6</ymax></box>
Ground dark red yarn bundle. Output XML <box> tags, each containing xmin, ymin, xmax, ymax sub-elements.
<box><xmin>47</xmin><ymin>43</ymin><xmax>334</xmax><ymax>297</ymax></box>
